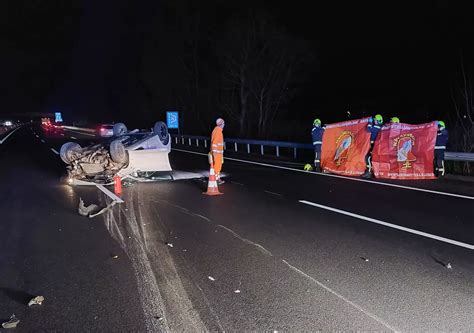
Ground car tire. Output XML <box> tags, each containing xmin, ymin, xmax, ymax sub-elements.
<box><xmin>60</xmin><ymin>142</ymin><xmax>81</xmax><ymax>164</ymax></box>
<box><xmin>113</xmin><ymin>123</ymin><xmax>127</xmax><ymax>136</ymax></box>
<box><xmin>153</xmin><ymin>121</ymin><xmax>169</xmax><ymax>145</ymax></box>
<box><xmin>110</xmin><ymin>140</ymin><xmax>129</xmax><ymax>164</ymax></box>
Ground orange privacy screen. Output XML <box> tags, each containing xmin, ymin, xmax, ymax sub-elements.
<box><xmin>321</xmin><ymin>117</ymin><xmax>371</xmax><ymax>177</ymax></box>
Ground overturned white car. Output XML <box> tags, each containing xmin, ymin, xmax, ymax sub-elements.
<box><xmin>60</xmin><ymin>121</ymin><xmax>172</xmax><ymax>185</ymax></box>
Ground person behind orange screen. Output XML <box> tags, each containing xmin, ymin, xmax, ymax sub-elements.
<box><xmin>211</xmin><ymin>118</ymin><xmax>225</xmax><ymax>184</ymax></box>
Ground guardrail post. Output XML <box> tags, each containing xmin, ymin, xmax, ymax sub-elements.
<box><xmin>276</xmin><ymin>146</ymin><xmax>280</xmax><ymax>157</ymax></box>
<box><xmin>196</xmin><ymin>138</ymin><xmax>199</xmax><ymax>146</ymax></box>
<box><xmin>247</xmin><ymin>144</ymin><xmax>250</xmax><ymax>154</ymax></box>
<box><xmin>188</xmin><ymin>138</ymin><xmax>191</xmax><ymax>145</ymax></box>
<box><xmin>175</xmin><ymin>137</ymin><xmax>178</xmax><ymax>144</ymax></box>
<box><xmin>293</xmin><ymin>148</ymin><xmax>297</xmax><ymax>159</ymax></box>
<box><xmin>234</xmin><ymin>142</ymin><xmax>238</xmax><ymax>151</ymax></box>
<box><xmin>260</xmin><ymin>145</ymin><xmax>264</xmax><ymax>155</ymax></box>
<box><xmin>204</xmin><ymin>140</ymin><xmax>207</xmax><ymax>148</ymax></box>
<box><xmin>181</xmin><ymin>137</ymin><xmax>184</xmax><ymax>145</ymax></box>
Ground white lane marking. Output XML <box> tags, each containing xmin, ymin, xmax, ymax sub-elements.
<box><xmin>217</xmin><ymin>224</ymin><xmax>273</xmax><ymax>256</ymax></box>
<box><xmin>60</xmin><ymin>133</ymin><xmax>65</xmax><ymax>136</ymax></box>
<box><xmin>0</xmin><ymin>126</ymin><xmax>22</xmax><ymax>144</ymax></box>
<box><xmin>299</xmin><ymin>200</ymin><xmax>474</xmax><ymax>250</ymax></box>
<box><xmin>264</xmin><ymin>190</ymin><xmax>282</xmax><ymax>196</ymax></box>
<box><xmin>192</xmin><ymin>213</ymin><xmax>211</xmax><ymax>222</ymax></box>
<box><xmin>282</xmin><ymin>259</ymin><xmax>397</xmax><ymax>332</ymax></box>
<box><xmin>35</xmin><ymin>135</ymin><xmax>39</xmax><ymax>138</ymax></box>
<box><xmin>50</xmin><ymin>148</ymin><xmax>59</xmax><ymax>155</ymax></box>
<box><xmin>70</xmin><ymin>136</ymin><xmax>77</xmax><ymax>140</ymax></box>
<box><xmin>64</xmin><ymin>129</ymin><xmax>96</xmax><ymax>137</ymax></box>
<box><xmin>96</xmin><ymin>184</ymin><xmax>124</xmax><ymax>203</ymax></box>
<box><xmin>173</xmin><ymin>148</ymin><xmax>474</xmax><ymax>200</ymax></box>
<box><xmin>41</xmin><ymin>139</ymin><xmax>46</xmax><ymax>143</ymax></box>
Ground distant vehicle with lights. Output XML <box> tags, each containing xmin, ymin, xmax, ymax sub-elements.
<box><xmin>97</xmin><ymin>124</ymin><xmax>114</xmax><ymax>137</ymax></box>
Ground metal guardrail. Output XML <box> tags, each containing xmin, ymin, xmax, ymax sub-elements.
<box><xmin>171</xmin><ymin>134</ymin><xmax>474</xmax><ymax>162</ymax></box>
<box><xmin>171</xmin><ymin>134</ymin><xmax>312</xmax><ymax>159</ymax></box>
<box><xmin>445</xmin><ymin>152</ymin><xmax>474</xmax><ymax>162</ymax></box>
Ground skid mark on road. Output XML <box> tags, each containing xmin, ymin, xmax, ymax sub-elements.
<box><xmin>101</xmin><ymin>189</ymin><xmax>207</xmax><ymax>331</ymax></box>
<box><xmin>217</xmin><ymin>225</ymin><xmax>273</xmax><ymax>257</ymax></box>
<box><xmin>151</xmin><ymin>198</ymin><xmax>189</xmax><ymax>213</ymax></box>
<box><xmin>152</xmin><ymin>199</ymin><xmax>213</xmax><ymax>225</ymax></box>
<box><xmin>192</xmin><ymin>213</ymin><xmax>212</xmax><ymax>222</ymax></box>
<box><xmin>282</xmin><ymin>259</ymin><xmax>398</xmax><ymax>332</ymax></box>
<box><xmin>196</xmin><ymin>284</ymin><xmax>225</xmax><ymax>332</ymax></box>
<box><xmin>264</xmin><ymin>190</ymin><xmax>282</xmax><ymax>196</ymax></box>
<box><xmin>102</xmin><ymin>194</ymin><xmax>168</xmax><ymax>332</ymax></box>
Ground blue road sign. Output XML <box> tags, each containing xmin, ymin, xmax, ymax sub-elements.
<box><xmin>166</xmin><ymin>111</ymin><xmax>179</xmax><ymax>129</ymax></box>
<box><xmin>55</xmin><ymin>112</ymin><xmax>63</xmax><ymax>123</ymax></box>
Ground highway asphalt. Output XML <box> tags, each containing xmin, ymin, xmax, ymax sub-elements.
<box><xmin>1</xmin><ymin>125</ymin><xmax>473</xmax><ymax>331</ymax></box>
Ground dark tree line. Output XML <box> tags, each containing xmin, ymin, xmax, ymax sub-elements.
<box><xmin>138</xmin><ymin>1</ymin><xmax>317</xmax><ymax>138</ymax></box>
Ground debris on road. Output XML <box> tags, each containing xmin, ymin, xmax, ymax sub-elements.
<box><xmin>360</xmin><ymin>257</ymin><xmax>369</xmax><ymax>262</ymax></box>
<box><xmin>78</xmin><ymin>198</ymin><xmax>117</xmax><ymax>218</ymax></box>
<box><xmin>446</xmin><ymin>262</ymin><xmax>452</xmax><ymax>269</ymax></box>
<box><xmin>208</xmin><ymin>276</ymin><xmax>216</xmax><ymax>281</ymax></box>
<box><xmin>165</xmin><ymin>242</ymin><xmax>174</xmax><ymax>248</ymax></box>
<box><xmin>78</xmin><ymin>198</ymin><xmax>99</xmax><ymax>216</ymax></box>
<box><xmin>111</xmin><ymin>254</ymin><xmax>119</xmax><ymax>259</ymax></box>
<box><xmin>234</xmin><ymin>289</ymin><xmax>241</xmax><ymax>293</ymax></box>
<box><xmin>28</xmin><ymin>295</ymin><xmax>45</xmax><ymax>307</ymax></box>
<box><xmin>2</xmin><ymin>315</ymin><xmax>20</xmax><ymax>329</ymax></box>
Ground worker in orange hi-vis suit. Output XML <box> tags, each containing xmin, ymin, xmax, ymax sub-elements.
<box><xmin>211</xmin><ymin>118</ymin><xmax>225</xmax><ymax>183</ymax></box>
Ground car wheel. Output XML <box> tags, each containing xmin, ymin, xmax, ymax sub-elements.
<box><xmin>154</xmin><ymin>121</ymin><xmax>169</xmax><ymax>145</ymax></box>
<box><xmin>110</xmin><ymin>139</ymin><xmax>129</xmax><ymax>164</ymax></box>
<box><xmin>60</xmin><ymin>142</ymin><xmax>81</xmax><ymax>164</ymax></box>
<box><xmin>113</xmin><ymin>123</ymin><xmax>127</xmax><ymax>136</ymax></box>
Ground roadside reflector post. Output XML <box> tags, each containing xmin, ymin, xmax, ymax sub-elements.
<box><xmin>276</xmin><ymin>146</ymin><xmax>280</xmax><ymax>157</ymax></box>
<box><xmin>181</xmin><ymin>137</ymin><xmax>184</xmax><ymax>144</ymax></box>
<box><xmin>175</xmin><ymin>137</ymin><xmax>178</xmax><ymax>144</ymax></box>
<box><xmin>293</xmin><ymin>147</ymin><xmax>297</xmax><ymax>159</ymax></box>
<box><xmin>204</xmin><ymin>140</ymin><xmax>207</xmax><ymax>148</ymax></box>
<box><xmin>260</xmin><ymin>145</ymin><xmax>264</xmax><ymax>155</ymax></box>
<box><xmin>196</xmin><ymin>138</ymin><xmax>199</xmax><ymax>146</ymax></box>
<box><xmin>234</xmin><ymin>142</ymin><xmax>237</xmax><ymax>151</ymax></box>
<box><xmin>247</xmin><ymin>144</ymin><xmax>250</xmax><ymax>154</ymax></box>
<box><xmin>188</xmin><ymin>138</ymin><xmax>191</xmax><ymax>145</ymax></box>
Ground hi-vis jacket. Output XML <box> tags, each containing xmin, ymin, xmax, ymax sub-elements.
<box><xmin>211</xmin><ymin>126</ymin><xmax>224</xmax><ymax>155</ymax></box>
<box><xmin>311</xmin><ymin>126</ymin><xmax>325</xmax><ymax>151</ymax></box>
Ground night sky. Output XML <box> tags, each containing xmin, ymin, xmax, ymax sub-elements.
<box><xmin>2</xmin><ymin>0</ymin><xmax>473</xmax><ymax>138</ymax></box>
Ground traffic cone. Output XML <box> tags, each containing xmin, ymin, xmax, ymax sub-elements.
<box><xmin>203</xmin><ymin>166</ymin><xmax>223</xmax><ymax>196</ymax></box>
<box><xmin>114</xmin><ymin>175</ymin><xmax>122</xmax><ymax>195</ymax></box>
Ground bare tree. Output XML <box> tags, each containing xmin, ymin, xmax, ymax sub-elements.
<box><xmin>450</xmin><ymin>54</ymin><xmax>474</xmax><ymax>174</ymax></box>
<box><xmin>218</xmin><ymin>13</ymin><xmax>313</xmax><ymax>138</ymax></box>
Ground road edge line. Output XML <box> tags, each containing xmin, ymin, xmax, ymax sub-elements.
<box><xmin>299</xmin><ymin>200</ymin><xmax>474</xmax><ymax>250</ymax></box>
<box><xmin>0</xmin><ymin>126</ymin><xmax>22</xmax><ymax>144</ymax></box>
